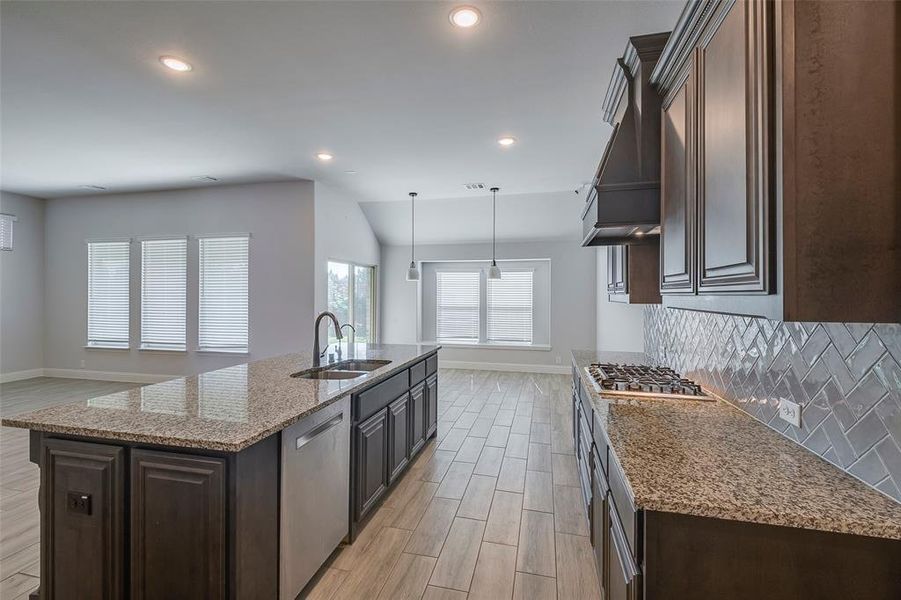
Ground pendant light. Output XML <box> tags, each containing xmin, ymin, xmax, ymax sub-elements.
<box><xmin>406</xmin><ymin>192</ymin><xmax>420</xmax><ymax>281</ymax></box>
<box><xmin>488</xmin><ymin>187</ymin><xmax>502</xmax><ymax>279</ymax></box>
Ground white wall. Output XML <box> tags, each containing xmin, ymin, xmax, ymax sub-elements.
<box><xmin>596</xmin><ymin>247</ymin><xmax>645</xmax><ymax>353</ymax></box>
<box><xmin>43</xmin><ymin>181</ymin><xmax>316</xmax><ymax>378</ymax></box>
<box><xmin>0</xmin><ymin>191</ymin><xmax>45</xmax><ymax>376</ymax></box>
<box><xmin>381</xmin><ymin>241</ymin><xmax>596</xmax><ymax>371</ymax></box>
<box><xmin>313</xmin><ymin>182</ymin><xmax>380</xmax><ymax>338</ymax></box>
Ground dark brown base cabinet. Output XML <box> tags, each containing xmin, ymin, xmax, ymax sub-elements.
<box><xmin>575</xmin><ymin>371</ymin><xmax>901</xmax><ymax>600</ymax></box>
<box><xmin>350</xmin><ymin>353</ymin><xmax>439</xmax><ymax>537</ymax></box>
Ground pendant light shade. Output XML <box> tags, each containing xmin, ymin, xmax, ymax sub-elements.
<box><xmin>488</xmin><ymin>187</ymin><xmax>502</xmax><ymax>279</ymax></box>
<box><xmin>406</xmin><ymin>192</ymin><xmax>420</xmax><ymax>281</ymax></box>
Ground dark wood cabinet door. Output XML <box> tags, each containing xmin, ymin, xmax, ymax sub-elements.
<box><xmin>660</xmin><ymin>56</ymin><xmax>697</xmax><ymax>294</ymax></box>
<box><xmin>425</xmin><ymin>375</ymin><xmax>438</xmax><ymax>438</ymax></box>
<box><xmin>592</xmin><ymin>479</ymin><xmax>608</xmax><ymax>598</ymax></box>
<box><xmin>41</xmin><ymin>438</ymin><xmax>125</xmax><ymax>600</ymax></box>
<box><xmin>355</xmin><ymin>408</ymin><xmax>388</xmax><ymax>519</ymax></box>
<box><xmin>607</xmin><ymin>508</ymin><xmax>641</xmax><ymax>600</ymax></box>
<box><xmin>409</xmin><ymin>383</ymin><xmax>426</xmax><ymax>455</ymax></box>
<box><xmin>697</xmin><ymin>0</ymin><xmax>772</xmax><ymax>293</ymax></box>
<box><xmin>130</xmin><ymin>449</ymin><xmax>225</xmax><ymax>600</ymax></box>
<box><xmin>607</xmin><ymin>246</ymin><xmax>628</xmax><ymax>294</ymax></box>
<box><xmin>387</xmin><ymin>394</ymin><xmax>410</xmax><ymax>483</ymax></box>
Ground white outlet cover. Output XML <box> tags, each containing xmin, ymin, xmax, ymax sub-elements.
<box><xmin>779</xmin><ymin>398</ymin><xmax>802</xmax><ymax>428</ymax></box>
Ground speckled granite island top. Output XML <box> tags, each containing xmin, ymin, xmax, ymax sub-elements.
<box><xmin>1</xmin><ymin>344</ymin><xmax>439</xmax><ymax>452</ymax></box>
<box><xmin>571</xmin><ymin>350</ymin><xmax>901</xmax><ymax>540</ymax></box>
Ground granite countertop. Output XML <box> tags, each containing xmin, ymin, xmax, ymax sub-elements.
<box><xmin>571</xmin><ymin>349</ymin><xmax>901</xmax><ymax>540</ymax></box>
<box><xmin>2</xmin><ymin>344</ymin><xmax>440</xmax><ymax>452</ymax></box>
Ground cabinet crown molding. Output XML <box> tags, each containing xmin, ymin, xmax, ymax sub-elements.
<box><xmin>650</xmin><ymin>0</ymin><xmax>726</xmax><ymax>94</ymax></box>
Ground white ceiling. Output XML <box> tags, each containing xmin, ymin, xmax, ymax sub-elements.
<box><xmin>0</xmin><ymin>0</ymin><xmax>681</xmax><ymax>205</ymax></box>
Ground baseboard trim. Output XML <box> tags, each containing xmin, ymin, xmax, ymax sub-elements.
<box><xmin>0</xmin><ymin>368</ymin><xmax>46</xmax><ymax>383</ymax></box>
<box><xmin>1</xmin><ymin>368</ymin><xmax>172</xmax><ymax>384</ymax></box>
<box><xmin>43</xmin><ymin>369</ymin><xmax>173</xmax><ymax>384</ymax></box>
<box><xmin>439</xmin><ymin>360</ymin><xmax>570</xmax><ymax>375</ymax></box>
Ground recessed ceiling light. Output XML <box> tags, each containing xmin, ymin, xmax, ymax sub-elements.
<box><xmin>497</xmin><ymin>136</ymin><xmax>517</xmax><ymax>147</ymax></box>
<box><xmin>316</xmin><ymin>152</ymin><xmax>334</xmax><ymax>161</ymax></box>
<box><xmin>79</xmin><ymin>184</ymin><xmax>107</xmax><ymax>191</ymax></box>
<box><xmin>450</xmin><ymin>6</ymin><xmax>481</xmax><ymax>28</ymax></box>
<box><xmin>159</xmin><ymin>55</ymin><xmax>193</xmax><ymax>72</ymax></box>
<box><xmin>344</xmin><ymin>170</ymin><xmax>357</xmax><ymax>175</ymax></box>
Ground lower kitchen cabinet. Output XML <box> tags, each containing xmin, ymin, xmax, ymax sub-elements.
<box><xmin>607</xmin><ymin>502</ymin><xmax>641</xmax><ymax>600</ymax></box>
<box><xmin>130</xmin><ymin>450</ymin><xmax>226</xmax><ymax>600</ymax></box>
<box><xmin>354</xmin><ymin>408</ymin><xmax>389</xmax><ymax>520</ymax></box>
<box><xmin>425</xmin><ymin>374</ymin><xmax>438</xmax><ymax>437</ymax></box>
<box><xmin>387</xmin><ymin>394</ymin><xmax>410</xmax><ymax>484</ymax></box>
<box><xmin>40</xmin><ymin>438</ymin><xmax>125</xmax><ymax>599</ymax></box>
<box><xmin>409</xmin><ymin>383</ymin><xmax>426</xmax><ymax>455</ymax></box>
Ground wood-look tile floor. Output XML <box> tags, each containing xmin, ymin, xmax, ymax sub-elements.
<box><xmin>0</xmin><ymin>371</ymin><xmax>599</xmax><ymax>600</ymax></box>
<box><xmin>305</xmin><ymin>369</ymin><xmax>600</xmax><ymax>600</ymax></box>
<box><xmin>0</xmin><ymin>377</ymin><xmax>141</xmax><ymax>600</ymax></box>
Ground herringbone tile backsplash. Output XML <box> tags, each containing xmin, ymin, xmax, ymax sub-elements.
<box><xmin>644</xmin><ymin>306</ymin><xmax>901</xmax><ymax>502</ymax></box>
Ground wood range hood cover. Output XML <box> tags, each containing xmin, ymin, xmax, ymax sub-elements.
<box><xmin>581</xmin><ymin>32</ymin><xmax>670</xmax><ymax>247</ymax></box>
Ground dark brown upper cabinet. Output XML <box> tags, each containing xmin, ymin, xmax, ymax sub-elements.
<box><xmin>660</xmin><ymin>57</ymin><xmax>696</xmax><ymax>294</ymax></box>
<box><xmin>651</xmin><ymin>0</ymin><xmax>899</xmax><ymax>322</ymax></box>
<box><xmin>606</xmin><ymin>242</ymin><xmax>662</xmax><ymax>305</ymax></box>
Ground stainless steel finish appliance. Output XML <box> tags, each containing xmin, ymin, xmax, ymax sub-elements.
<box><xmin>585</xmin><ymin>363</ymin><xmax>711</xmax><ymax>401</ymax></box>
<box><xmin>280</xmin><ymin>396</ymin><xmax>350</xmax><ymax>599</ymax></box>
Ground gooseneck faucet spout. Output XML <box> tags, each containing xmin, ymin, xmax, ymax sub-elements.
<box><xmin>313</xmin><ymin>311</ymin><xmax>343</xmax><ymax>367</ymax></box>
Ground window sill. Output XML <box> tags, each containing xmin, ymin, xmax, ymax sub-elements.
<box><xmin>139</xmin><ymin>345</ymin><xmax>187</xmax><ymax>354</ymax></box>
<box><xmin>84</xmin><ymin>344</ymin><xmax>130</xmax><ymax>351</ymax></box>
<box><xmin>431</xmin><ymin>341</ymin><xmax>551</xmax><ymax>352</ymax></box>
<box><xmin>196</xmin><ymin>349</ymin><xmax>249</xmax><ymax>356</ymax></box>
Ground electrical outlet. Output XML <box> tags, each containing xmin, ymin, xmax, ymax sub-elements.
<box><xmin>779</xmin><ymin>398</ymin><xmax>802</xmax><ymax>428</ymax></box>
<box><xmin>66</xmin><ymin>491</ymin><xmax>92</xmax><ymax>515</ymax></box>
<box><xmin>80</xmin><ymin>359</ymin><xmax>86</xmax><ymax>368</ymax></box>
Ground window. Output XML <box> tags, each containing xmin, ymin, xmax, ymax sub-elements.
<box><xmin>488</xmin><ymin>270</ymin><xmax>534</xmax><ymax>343</ymax></box>
<box><xmin>436</xmin><ymin>271</ymin><xmax>481</xmax><ymax>342</ymax></box>
<box><xmin>199</xmin><ymin>236</ymin><xmax>249</xmax><ymax>352</ymax></box>
<box><xmin>87</xmin><ymin>241</ymin><xmax>130</xmax><ymax>348</ymax></box>
<box><xmin>0</xmin><ymin>214</ymin><xmax>15</xmax><ymax>251</ymax></box>
<box><xmin>141</xmin><ymin>238</ymin><xmax>186</xmax><ymax>350</ymax></box>
<box><xmin>327</xmin><ymin>261</ymin><xmax>376</xmax><ymax>344</ymax></box>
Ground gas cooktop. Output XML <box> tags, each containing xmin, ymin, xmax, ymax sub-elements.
<box><xmin>585</xmin><ymin>363</ymin><xmax>711</xmax><ymax>401</ymax></box>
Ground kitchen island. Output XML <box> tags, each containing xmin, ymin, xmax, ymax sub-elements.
<box><xmin>2</xmin><ymin>343</ymin><xmax>440</xmax><ymax>600</ymax></box>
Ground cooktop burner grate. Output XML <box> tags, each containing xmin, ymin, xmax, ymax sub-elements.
<box><xmin>585</xmin><ymin>363</ymin><xmax>710</xmax><ymax>400</ymax></box>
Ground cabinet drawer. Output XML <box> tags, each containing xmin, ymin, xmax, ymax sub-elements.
<box><xmin>426</xmin><ymin>354</ymin><xmax>438</xmax><ymax>376</ymax></box>
<box><xmin>608</xmin><ymin>500</ymin><xmax>641</xmax><ymax>600</ymax></box>
<box><xmin>355</xmin><ymin>370</ymin><xmax>410</xmax><ymax>421</ymax></box>
<box><xmin>608</xmin><ymin>450</ymin><xmax>641</xmax><ymax>561</ymax></box>
<box><xmin>410</xmin><ymin>360</ymin><xmax>427</xmax><ymax>385</ymax></box>
<box><xmin>593</xmin><ymin>412</ymin><xmax>609</xmax><ymax>475</ymax></box>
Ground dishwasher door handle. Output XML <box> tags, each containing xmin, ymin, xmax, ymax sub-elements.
<box><xmin>295</xmin><ymin>413</ymin><xmax>344</xmax><ymax>450</ymax></box>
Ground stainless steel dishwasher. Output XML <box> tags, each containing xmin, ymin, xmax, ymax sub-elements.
<box><xmin>280</xmin><ymin>396</ymin><xmax>349</xmax><ymax>599</ymax></box>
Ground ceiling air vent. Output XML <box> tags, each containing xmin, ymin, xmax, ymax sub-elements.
<box><xmin>463</xmin><ymin>183</ymin><xmax>486</xmax><ymax>191</ymax></box>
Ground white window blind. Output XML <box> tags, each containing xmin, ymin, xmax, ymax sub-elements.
<box><xmin>141</xmin><ymin>238</ymin><xmax>186</xmax><ymax>350</ymax></box>
<box><xmin>436</xmin><ymin>271</ymin><xmax>480</xmax><ymax>342</ymax></box>
<box><xmin>0</xmin><ymin>214</ymin><xmax>14</xmax><ymax>251</ymax></box>
<box><xmin>199</xmin><ymin>236</ymin><xmax>249</xmax><ymax>352</ymax></box>
<box><xmin>87</xmin><ymin>241</ymin><xmax>130</xmax><ymax>348</ymax></box>
<box><xmin>488</xmin><ymin>270</ymin><xmax>534</xmax><ymax>343</ymax></box>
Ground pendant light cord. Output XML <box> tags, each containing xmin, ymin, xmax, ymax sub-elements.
<box><xmin>409</xmin><ymin>192</ymin><xmax>417</xmax><ymax>263</ymax></box>
<box><xmin>490</xmin><ymin>187</ymin><xmax>499</xmax><ymax>263</ymax></box>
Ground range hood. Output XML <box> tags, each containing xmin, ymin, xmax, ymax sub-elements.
<box><xmin>581</xmin><ymin>32</ymin><xmax>669</xmax><ymax>247</ymax></box>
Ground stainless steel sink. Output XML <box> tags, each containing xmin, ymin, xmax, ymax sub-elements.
<box><xmin>292</xmin><ymin>369</ymin><xmax>367</xmax><ymax>380</ymax></box>
<box><xmin>290</xmin><ymin>359</ymin><xmax>390</xmax><ymax>380</ymax></box>
<box><xmin>335</xmin><ymin>359</ymin><xmax>391</xmax><ymax>372</ymax></box>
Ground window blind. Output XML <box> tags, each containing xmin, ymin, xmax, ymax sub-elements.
<box><xmin>488</xmin><ymin>270</ymin><xmax>534</xmax><ymax>343</ymax></box>
<box><xmin>199</xmin><ymin>236</ymin><xmax>249</xmax><ymax>352</ymax></box>
<box><xmin>436</xmin><ymin>271</ymin><xmax>480</xmax><ymax>342</ymax></box>
<box><xmin>0</xmin><ymin>214</ymin><xmax>14</xmax><ymax>251</ymax></box>
<box><xmin>141</xmin><ymin>238</ymin><xmax>186</xmax><ymax>350</ymax></box>
<box><xmin>87</xmin><ymin>241</ymin><xmax>130</xmax><ymax>348</ymax></box>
